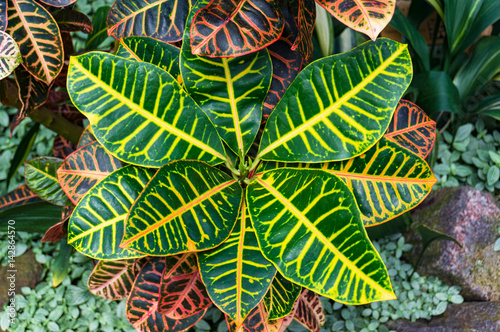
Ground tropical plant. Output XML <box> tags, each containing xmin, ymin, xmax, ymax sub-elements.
<box><xmin>0</xmin><ymin>0</ymin><xmax>439</xmax><ymax>331</ymax></box>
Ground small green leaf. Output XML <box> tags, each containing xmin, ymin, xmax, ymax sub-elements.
<box><xmin>489</xmin><ymin>151</ymin><xmax>500</xmax><ymax>165</ymax></box>
<box><xmin>493</xmin><ymin>238</ymin><xmax>500</xmax><ymax>251</ymax></box>
<box><xmin>487</xmin><ymin>165</ymin><xmax>499</xmax><ymax>186</ymax></box>
<box><xmin>455</xmin><ymin>124</ymin><xmax>474</xmax><ymax>142</ymax></box>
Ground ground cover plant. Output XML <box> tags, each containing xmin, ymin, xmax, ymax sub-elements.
<box><xmin>1</xmin><ymin>0</ymin><xmax>439</xmax><ymax>331</ymax></box>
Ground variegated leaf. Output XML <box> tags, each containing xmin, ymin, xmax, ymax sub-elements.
<box><xmin>0</xmin><ymin>0</ymin><xmax>6</xmax><ymax>31</ymax></box>
<box><xmin>226</xmin><ymin>302</ymin><xmax>285</xmax><ymax>332</ymax></box>
<box><xmin>316</xmin><ymin>0</ymin><xmax>395</xmax><ymax>41</ymax></box>
<box><xmin>384</xmin><ymin>100</ymin><xmax>436</xmax><ymax>159</ymax></box>
<box><xmin>108</xmin><ymin>0</ymin><xmax>196</xmax><ymax>43</ymax></box>
<box><xmin>198</xmin><ymin>203</ymin><xmax>276</xmax><ymax>325</ymax></box>
<box><xmin>52</xmin><ymin>135</ymin><xmax>75</xmax><ymax>159</ymax></box>
<box><xmin>52</xmin><ymin>9</ymin><xmax>93</xmax><ymax>33</ymax></box>
<box><xmin>116</xmin><ymin>36</ymin><xmax>181</xmax><ymax>79</ymax></box>
<box><xmin>0</xmin><ymin>30</ymin><xmax>22</xmax><ymax>79</ymax></box>
<box><xmin>323</xmin><ymin>137</ymin><xmax>437</xmax><ymax>226</ymax></box>
<box><xmin>190</xmin><ymin>0</ymin><xmax>283</xmax><ymax>57</ymax></box>
<box><xmin>289</xmin><ymin>0</ymin><xmax>315</xmax><ymax>61</ymax></box>
<box><xmin>122</xmin><ymin>160</ymin><xmax>242</xmax><ymax>255</ymax></box>
<box><xmin>88</xmin><ymin>259</ymin><xmax>143</xmax><ymax>300</ymax></box>
<box><xmin>77</xmin><ymin>125</ymin><xmax>96</xmax><ymax>148</ymax></box>
<box><xmin>37</xmin><ymin>0</ymin><xmax>78</xmax><ymax>7</ymax></box>
<box><xmin>7</xmin><ymin>0</ymin><xmax>63</xmax><ymax>84</ymax></box>
<box><xmin>24</xmin><ymin>157</ymin><xmax>71</xmax><ymax>206</ymax></box>
<box><xmin>14</xmin><ymin>66</ymin><xmax>51</xmax><ymax>115</ymax></box>
<box><xmin>127</xmin><ymin>257</ymin><xmax>207</xmax><ymax>332</ymax></box>
<box><xmin>41</xmin><ymin>220</ymin><xmax>66</xmax><ymax>243</ymax></box>
<box><xmin>293</xmin><ymin>289</ymin><xmax>325</xmax><ymax>332</ymax></box>
<box><xmin>247</xmin><ymin>168</ymin><xmax>395</xmax><ymax>304</ymax></box>
<box><xmin>68</xmin><ymin>165</ymin><xmax>154</xmax><ymax>260</ymax></box>
<box><xmin>258</xmin><ymin>38</ymin><xmax>412</xmax><ymax>163</ymax></box>
<box><xmin>264</xmin><ymin>272</ymin><xmax>301</xmax><ymax>320</ymax></box>
<box><xmin>181</xmin><ymin>1</ymin><xmax>272</xmax><ymax>156</ymax></box>
<box><xmin>0</xmin><ymin>184</ymin><xmax>42</xmax><ymax>212</ymax></box>
<box><xmin>67</xmin><ymin>52</ymin><xmax>226</xmax><ymax>167</ymax></box>
<box><xmin>57</xmin><ymin>140</ymin><xmax>122</xmax><ymax>205</ymax></box>
<box><xmin>158</xmin><ymin>254</ymin><xmax>212</xmax><ymax>319</ymax></box>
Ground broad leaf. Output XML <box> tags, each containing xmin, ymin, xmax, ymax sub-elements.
<box><xmin>126</xmin><ymin>257</ymin><xmax>207</xmax><ymax>332</ymax></box>
<box><xmin>52</xmin><ymin>239</ymin><xmax>73</xmax><ymax>287</ymax></box>
<box><xmin>0</xmin><ymin>30</ymin><xmax>22</xmax><ymax>80</ymax></box>
<box><xmin>258</xmin><ymin>38</ymin><xmax>412</xmax><ymax>163</ymax></box>
<box><xmin>316</xmin><ymin>0</ymin><xmax>395</xmax><ymax>41</ymax></box>
<box><xmin>384</xmin><ymin>100</ymin><xmax>436</xmax><ymax>159</ymax></box>
<box><xmin>293</xmin><ymin>289</ymin><xmax>325</xmax><ymax>332</ymax></box>
<box><xmin>68</xmin><ymin>165</ymin><xmax>154</xmax><ymax>260</ymax></box>
<box><xmin>7</xmin><ymin>0</ymin><xmax>63</xmax><ymax>84</ymax></box>
<box><xmin>14</xmin><ymin>66</ymin><xmax>51</xmax><ymax>115</ymax></box>
<box><xmin>57</xmin><ymin>140</ymin><xmax>122</xmax><ymax>205</ymax></box>
<box><xmin>264</xmin><ymin>272</ymin><xmax>301</xmax><ymax>320</ymax></box>
<box><xmin>52</xmin><ymin>9</ymin><xmax>93</xmax><ymax>33</ymax></box>
<box><xmin>108</xmin><ymin>0</ymin><xmax>195</xmax><ymax>43</ymax></box>
<box><xmin>77</xmin><ymin>125</ymin><xmax>96</xmax><ymax>148</ymax></box>
<box><xmin>190</xmin><ymin>0</ymin><xmax>283</xmax><ymax>57</ymax></box>
<box><xmin>289</xmin><ymin>0</ymin><xmax>315</xmax><ymax>61</ymax></box>
<box><xmin>158</xmin><ymin>254</ymin><xmax>211</xmax><ymax>319</ymax></box>
<box><xmin>247</xmin><ymin>168</ymin><xmax>395</xmax><ymax>304</ymax></box>
<box><xmin>198</xmin><ymin>203</ymin><xmax>276</xmax><ymax>325</ymax></box>
<box><xmin>0</xmin><ymin>0</ymin><xmax>5</xmax><ymax>31</ymax></box>
<box><xmin>52</xmin><ymin>135</ymin><xmax>75</xmax><ymax>159</ymax></box>
<box><xmin>226</xmin><ymin>302</ymin><xmax>285</xmax><ymax>332</ymax></box>
<box><xmin>411</xmin><ymin>71</ymin><xmax>461</xmax><ymax>117</ymax></box>
<box><xmin>116</xmin><ymin>36</ymin><xmax>181</xmax><ymax>79</ymax></box>
<box><xmin>37</xmin><ymin>0</ymin><xmax>77</xmax><ymax>7</ymax></box>
<box><xmin>24</xmin><ymin>157</ymin><xmax>71</xmax><ymax>206</ymax></box>
<box><xmin>182</xmin><ymin>5</ymin><xmax>271</xmax><ymax>156</ymax></box>
<box><xmin>85</xmin><ymin>6</ymin><xmax>111</xmax><ymax>50</ymax></box>
<box><xmin>122</xmin><ymin>160</ymin><xmax>242</xmax><ymax>255</ymax></box>
<box><xmin>88</xmin><ymin>259</ymin><xmax>143</xmax><ymax>300</ymax></box>
<box><xmin>263</xmin><ymin>3</ymin><xmax>303</xmax><ymax>118</ymax></box>
<box><xmin>67</xmin><ymin>52</ymin><xmax>226</xmax><ymax>167</ymax></box>
<box><xmin>0</xmin><ymin>201</ymin><xmax>62</xmax><ymax>233</ymax></box>
<box><xmin>0</xmin><ymin>184</ymin><xmax>42</xmax><ymax>212</ymax></box>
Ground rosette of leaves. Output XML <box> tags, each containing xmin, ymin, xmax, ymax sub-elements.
<box><xmin>3</xmin><ymin>3</ymin><xmax>439</xmax><ymax>332</ymax></box>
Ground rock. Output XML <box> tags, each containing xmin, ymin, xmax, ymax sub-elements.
<box><xmin>384</xmin><ymin>302</ymin><xmax>500</xmax><ymax>331</ymax></box>
<box><xmin>405</xmin><ymin>186</ymin><xmax>500</xmax><ymax>301</ymax></box>
<box><xmin>0</xmin><ymin>250</ymin><xmax>43</xmax><ymax>307</ymax></box>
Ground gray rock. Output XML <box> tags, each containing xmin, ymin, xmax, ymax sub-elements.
<box><xmin>385</xmin><ymin>302</ymin><xmax>500</xmax><ymax>331</ymax></box>
<box><xmin>405</xmin><ymin>186</ymin><xmax>500</xmax><ymax>301</ymax></box>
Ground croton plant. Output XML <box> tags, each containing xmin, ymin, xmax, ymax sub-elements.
<box><xmin>0</xmin><ymin>0</ymin><xmax>438</xmax><ymax>331</ymax></box>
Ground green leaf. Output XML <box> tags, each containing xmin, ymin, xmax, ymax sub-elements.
<box><xmin>0</xmin><ymin>202</ymin><xmax>62</xmax><ymax>233</ymax></box>
<box><xmin>6</xmin><ymin>122</ymin><xmax>39</xmax><ymax>191</ymax></box>
<box><xmin>77</xmin><ymin>125</ymin><xmax>96</xmax><ymax>148</ymax></box>
<box><xmin>411</xmin><ymin>71</ymin><xmax>461</xmax><ymax>118</ymax></box>
<box><xmin>116</xmin><ymin>36</ymin><xmax>181</xmax><ymax>79</ymax></box>
<box><xmin>0</xmin><ymin>30</ymin><xmax>22</xmax><ymax>80</ymax></box>
<box><xmin>67</xmin><ymin>52</ymin><xmax>226</xmax><ymax>167</ymax></box>
<box><xmin>264</xmin><ymin>272</ymin><xmax>301</xmax><ymax>320</ymax></box>
<box><xmin>487</xmin><ymin>165</ymin><xmax>499</xmax><ymax>186</ymax></box>
<box><xmin>247</xmin><ymin>168</ymin><xmax>395</xmax><ymax>304</ymax></box>
<box><xmin>473</xmin><ymin>95</ymin><xmax>500</xmax><ymax>120</ymax></box>
<box><xmin>181</xmin><ymin>5</ymin><xmax>271</xmax><ymax>156</ymax></box>
<box><xmin>413</xmin><ymin>225</ymin><xmax>463</xmax><ymax>271</ymax></box>
<box><xmin>258</xmin><ymin>38</ymin><xmax>412</xmax><ymax>163</ymax></box>
<box><xmin>68</xmin><ymin>165</ymin><xmax>154</xmax><ymax>260</ymax></box>
<box><xmin>85</xmin><ymin>6</ymin><xmax>111</xmax><ymax>50</ymax></box>
<box><xmin>198</xmin><ymin>203</ymin><xmax>275</xmax><ymax>325</ymax></box>
<box><xmin>88</xmin><ymin>259</ymin><xmax>143</xmax><ymax>300</ymax></box>
<box><xmin>52</xmin><ymin>239</ymin><xmax>73</xmax><ymax>287</ymax></box>
<box><xmin>24</xmin><ymin>157</ymin><xmax>71</xmax><ymax>206</ymax></box>
<box><xmin>453</xmin><ymin>36</ymin><xmax>500</xmax><ymax>100</ymax></box>
<box><xmin>7</xmin><ymin>0</ymin><xmax>63</xmax><ymax>84</ymax></box>
<box><xmin>122</xmin><ymin>160</ymin><xmax>242</xmax><ymax>255</ymax></box>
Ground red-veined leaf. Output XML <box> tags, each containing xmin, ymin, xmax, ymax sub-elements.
<box><xmin>0</xmin><ymin>184</ymin><xmax>42</xmax><ymax>212</ymax></box>
<box><xmin>0</xmin><ymin>30</ymin><xmax>22</xmax><ymax>79</ymax></box>
<box><xmin>316</xmin><ymin>0</ymin><xmax>395</xmax><ymax>41</ymax></box>
<box><xmin>52</xmin><ymin>135</ymin><xmax>75</xmax><ymax>159</ymax></box>
<box><xmin>52</xmin><ymin>9</ymin><xmax>93</xmax><ymax>33</ymax></box>
<box><xmin>7</xmin><ymin>0</ymin><xmax>64</xmax><ymax>84</ymax></box>
<box><xmin>14</xmin><ymin>66</ymin><xmax>51</xmax><ymax>116</ymax></box>
<box><xmin>77</xmin><ymin>125</ymin><xmax>96</xmax><ymax>148</ymax></box>
<box><xmin>263</xmin><ymin>3</ymin><xmax>303</xmax><ymax>118</ymax></box>
<box><xmin>190</xmin><ymin>0</ymin><xmax>284</xmax><ymax>57</ymax></box>
<box><xmin>41</xmin><ymin>220</ymin><xmax>66</xmax><ymax>243</ymax></box>
<box><xmin>51</xmin><ymin>103</ymin><xmax>85</xmax><ymax>123</ymax></box>
<box><xmin>158</xmin><ymin>254</ymin><xmax>211</xmax><ymax>319</ymax></box>
<box><xmin>226</xmin><ymin>302</ymin><xmax>285</xmax><ymax>332</ymax></box>
<box><xmin>0</xmin><ymin>0</ymin><xmax>6</xmax><ymax>31</ymax></box>
<box><xmin>88</xmin><ymin>259</ymin><xmax>144</xmax><ymax>300</ymax></box>
<box><xmin>384</xmin><ymin>99</ymin><xmax>436</xmax><ymax>159</ymax></box>
<box><xmin>289</xmin><ymin>0</ymin><xmax>315</xmax><ymax>61</ymax></box>
<box><xmin>293</xmin><ymin>289</ymin><xmax>325</xmax><ymax>332</ymax></box>
<box><xmin>57</xmin><ymin>140</ymin><xmax>122</xmax><ymax>205</ymax></box>
<box><xmin>37</xmin><ymin>0</ymin><xmax>78</xmax><ymax>7</ymax></box>
<box><xmin>107</xmin><ymin>0</ymin><xmax>196</xmax><ymax>43</ymax></box>
<box><xmin>126</xmin><ymin>257</ymin><xmax>207</xmax><ymax>332</ymax></box>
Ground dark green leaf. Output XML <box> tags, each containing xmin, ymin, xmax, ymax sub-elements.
<box><xmin>85</xmin><ymin>6</ymin><xmax>111</xmax><ymax>50</ymax></box>
<box><xmin>52</xmin><ymin>238</ymin><xmax>73</xmax><ymax>287</ymax></box>
<box><xmin>0</xmin><ymin>202</ymin><xmax>63</xmax><ymax>233</ymax></box>
<box><xmin>6</xmin><ymin>122</ymin><xmax>39</xmax><ymax>191</ymax></box>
